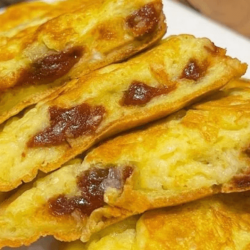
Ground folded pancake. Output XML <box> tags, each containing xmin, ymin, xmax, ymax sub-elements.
<box><xmin>0</xmin><ymin>35</ymin><xmax>246</xmax><ymax>192</ymax></box>
<box><xmin>0</xmin><ymin>0</ymin><xmax>166</xmax><ymax>124</ymax></box>
<box><xmin>0</xmin><ymin>78</ymin><xmax>250</xmax><ymax>248</ymax></box>
<box><xmin>60</xmin><ymin>192</ymin><xmax>250</xmax><ymax>250</ymax></box>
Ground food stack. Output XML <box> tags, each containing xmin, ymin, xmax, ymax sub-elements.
<box><xmin>0</xmin><ymin>0</ymin><xmax>249</xmax><ymax>249</ymax></box>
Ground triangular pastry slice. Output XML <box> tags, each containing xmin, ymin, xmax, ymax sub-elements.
<box><xmin>0</xmin><ymin>79</ymin><xmax>250</xmax><ymax>248</ymax></box>
<box><xmin>0</xmin><ymin>35</ymin><xmax>246</xmax><ymax>192</ymax></box>
<box><xmin>60</xmin><ymin>192</ymin><xmax>250</xmax><ymax>250</ymax></box>
<box><xmin>0</xmin><ymin>0</ymin><xmax>166</xmax><ymax>124</ymax></box>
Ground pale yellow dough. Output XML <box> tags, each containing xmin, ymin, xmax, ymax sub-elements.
<box><xmin>0</xmin><ymin>79</ymin><xmax>250</xmax><ymax>248</ymax></box>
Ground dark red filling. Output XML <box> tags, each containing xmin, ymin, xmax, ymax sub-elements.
<box><xmin>126</xmin><ymin>3</ymin><xmax>160</xmax><ymax>37</ymax></box>
<box><xmin>28</xmin><ymin>103</ymin><xmax>105</xmax><ymax>147</ymax></box>
<box><xmin>48</xmin><ymin>166</ymin><xmax>133</xmax><ymax>216</ymax></box>
<box><xmin>16</xmin><ymin>46</ymin><xmax>83</xmax><ymax>86</ymax></box>
<box><xmin>122</xmin><ymin>81</ymin><xmax>175</xmax><ymax>106</ymax></box>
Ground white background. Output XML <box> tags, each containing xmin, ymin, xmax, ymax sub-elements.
<box><xmin>163</xmin><ymin>0</ymin><xmax>250</xmax><ymax>78</ymax></box>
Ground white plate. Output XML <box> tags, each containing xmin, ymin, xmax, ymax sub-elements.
<box><xmin>163</xmin><ymin>0</ymin><xmax>250</xmax><ymax>78</ymax></box>
<box><xmin>3</xmin><ymin>0</ymin><xmax>250</xmax><ymax>249</ymax></box>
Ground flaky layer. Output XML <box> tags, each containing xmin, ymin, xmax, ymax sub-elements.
<box><xmin>0</xmin><ymin>35</ymin><xmax>246</xmax><ymax>192</ymax></box>
<box><xmin>0</xmin><ymin>79</ymin><xmax>250</xmax><ymax>248</ymax></box>
<box><xmin>0</xmin><ymin>0</ymin><xmax>166</xmax><ymax>124</ymax></box>
<box><xmin>60</xmin><ymin>192</ymin><xmax>250</xmax><ymax>250</ymax></box>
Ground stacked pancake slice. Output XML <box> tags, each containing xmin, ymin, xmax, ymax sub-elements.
<box><xmin>0</xmin><ymin>0</ymin><xmax>249</xmax><ymax>249</ymax></box>
<box><xmin>1</xmin><ymin>78</ymin><xmax>250</xmax><ymax>248</ymax></box>
<box><xmin>0</xmin><ymin>34</ymin><xmax>246</xmax><ymax>192</ymax></box>
<box><xmin>60</xmin><ymin>192</ymin><xmax>250</xmax><ymax>250</ymax></box>
<box><xmin>0</xmin><ymin>0</ymin><xmax>166</xmax><ymax>124</ymax></box>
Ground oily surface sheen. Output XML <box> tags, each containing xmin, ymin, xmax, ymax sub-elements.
<box><xmin>0</xmin><ymin>0</ymin><xmax>166</xmax><ymax>125</ymax></box>
<box><xmin>0</xmin><ymin>35</ymin><xmax>246</xmax><ymax>193</ymax></box>
<box><xmin>60</xmin><ymin>192</ymin><xmax>250</xmax><ymax>250</ymax></box>
<box><xmin>0</xmin><ymin>0</ymin><xmax>165</xmax><ymax>91</ymax></box>
<box><xmin>49</xmin><ymin>166</ymin><xmax>133</xmax><ymax>216</ymax></box>
<box><xmin>28</xmin><ymin>104</ymin><xmax>106</xmax><ymax>147</ymax></box>
<box><xmin>126</xmin><ymin>3</ymin><xmax>160</xmax><ymax>37</ymax></box>
<box><xmin>121</xmin><ymin>81</ymin><xmax>176</xmax><ymax>106</ymax></box>
<box><xmin>0</xmin><ymin>80</ymin><xmax>250</xmax><ymax>249</ymax></box>
<box><xmin>16</xmin><ymin>47</ymin><xmax>84</xmax><ymax>86</ymax></box>
<box><xmin>181</xmin><ymin>59</ymin><xmax>207</xmax><ymax>80</ymax></box>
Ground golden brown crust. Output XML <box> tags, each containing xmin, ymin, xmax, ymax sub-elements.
<box><xmin>60</xmin><ymin>216</ymin><xmax>139</xmax><ymax>250</ymax></box>
<box><xmin>0</xmin><ymin>0</ymin><xmax>166</xmax><ymax>124</ymax></box>
<box><xmin>139</xmin><ymin>193</ymin><xmax>250</xmax><ymax>250</ymax></box>
<box><xmin>143</xmin><ymin>193</ymin><xmax>250</xmax><ymax>250</ymax></box>
<box><xmin>0</xmin><ymin>1</ymin><xmax>52</xmax><ymax>33</ymax></box>
<box><xmin>0</xmin><ymin>78</ymin><xmax>250</xmax><ymax>248</ymax></box>
<box><xmin>60</xmin><ymin>192</ymin><xmax>250</xmax><ymax>250</ymax></box>
<box><xmin>0</xmin><ymin>169</ymin><xmax>132</xmax><ymax>247</ymax></box>
<box><xmin>0</xmin><ymin>35</ymin><xmax>246</xmax><ymax>192</ymax></box>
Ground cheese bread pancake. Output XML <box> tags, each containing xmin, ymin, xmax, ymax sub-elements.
<box><xmin>0</xmin><ymin>78</ymin><xmax>250</xmax><ymax>248</ymax></box>
<box><xmin>0</xmin><ymin>0</ymin><xmax>166</xmax><ymax>124</ymax></box>
<box><xmin>60</xmin><ymin>192</ymin><xmax>250</xmax><ymax>250</ymax></box>
<box><xmin>0</xmin><ymin>35</ymin><xmax>246</xmax><ymax>192</ymax></box>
